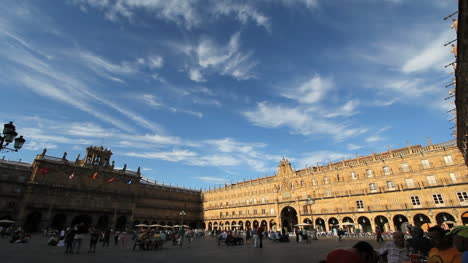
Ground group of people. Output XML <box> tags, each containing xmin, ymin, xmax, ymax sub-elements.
<box><xmin>1</xmin><ymin>226</ymin><xmax>30</xmax><ymax>243</ymax></box>
<box><xmin>323</xmin><ymin>225</ymin><xmax>468</xmax><ymax>263</ymax></box>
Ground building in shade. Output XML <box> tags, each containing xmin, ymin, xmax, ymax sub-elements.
<box><xmin>0</xmin><ymin>146</ymin><xmax>202</xmax><ymax>232</ymax></box>
<box><xmin>456</xmin><ymin>0</ymin><xmax>468</xmax><ymax>165</ymax></box>
<box><xmin>202</xmin><ymin>140</ymin><xmax>468</xmax><ymax>233</ymax></box>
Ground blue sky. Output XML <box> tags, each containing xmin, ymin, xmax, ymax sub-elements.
<box><xmin>0</xmin><ymin>0</ymin><xmax>458</xmax><ymax>189</ymax></box>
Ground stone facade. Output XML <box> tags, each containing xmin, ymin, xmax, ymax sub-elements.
<box><xmin>456</xmin><ymin>0</ymin><xmax>468</xmax><ymax>165</ymax></box>
<box><xmin>0</xmin><ymin>146</ymin><xmax>202</xmax><ymax>232</ymax></box>
<box><xmin>202</xmin><ymin>140</ymin><xmax>468</xmax><ymax>233</ymax></box>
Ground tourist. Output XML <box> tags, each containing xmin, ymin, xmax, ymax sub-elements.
<box><xmin>88</xmin><ymin>228</ymin><xmax>99</xmax><ymax>253</ymax></box>
<box><xmin>120</xmin><ymin>229</ymin><xmax>127</xmax><ymax>248</ymax></box>
<box><xmin>378</xmin><ymin>231</ymin><xmax>409</xmax><ymax>263</ymax></box>
<box><xmin>72</xmin><ymin>223</ymin><xmax>86</xmax><ymax>254</ymax></box>
<box><xmin>103</xmin><ymin>228</ymin><xmax>111</xmax><ymax>247</ymax></box>
<box><xmin>427</xmin><ymin>226</ymin><xmax>462</xmax><ymax>263</ymax></box>
<box><xmin>448</xmin><ymin>226</ymin><xmax>468</xmax><ymax>262</ymax></box>
<box><xmin>178</xmin><ymin>227</ymin><xmax>185</xmax><ymax>247</ymax></box>
<box><xmin>405</xmin><ymin>226</ymin><xmax>433</xmax><ymax>257</ymax></box>
<box><xmin>64</xmin><ymin>228</ymin><xmax>74</xmax><ymax>254</ymax></box>
<box><xmin>375</xmin><ymin>226</ymin><xmax>384</xmax><ymax>242</ymax></box>
<box><xmin>258</xmin><ymin>226</ymin><xmax>264</xmax><ymax>248</ymax></box>
<box><xmin>252</xmin><ymin>227</ymin><xmax>259</xmax><ymax>248</ymax></box>
<box><xmin>114</xmin><ymin>230</ymin><xmax>120</xmax><ymax>247</ymax></box>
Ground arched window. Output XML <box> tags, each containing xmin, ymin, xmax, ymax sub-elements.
<box><xmin>366</xmin><ymin>169</ymin><xmax>374</xmax><ymax>177</ymax></box>
<box><xmin>351</xmin><ymin>171</ymin><xmax>358</xmax><ymax>180</ymax></box>
<box><xmin>383</xmin><ymin>166</ymin><xmax>392</xmax><ymax>175</ymax></box>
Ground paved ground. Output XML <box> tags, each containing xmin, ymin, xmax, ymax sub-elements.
<box><xmin>1</xmin><ymin>235</ymin><xmax>385</xmax><ymax>263</ymax></box>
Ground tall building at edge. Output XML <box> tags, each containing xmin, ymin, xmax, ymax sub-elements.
<box><xmin>202</xmin><ymin>140</ymin><xmax>468</xmax><ymax>233</ymax></box>
<box><xmin>0</xmin><ymin>140</ymin><xmax>467</xmax><ymax>233</ymax></box>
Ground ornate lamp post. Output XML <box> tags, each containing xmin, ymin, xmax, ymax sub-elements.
<box><xmin>0</xmin><ymin>122</ymin><xmax>26</xmax><ymax>152</ymax></box>
<box><xmin>179</xmin><ymin>210</ymin><xmax>186</xmax><ymax>225</ymax></box>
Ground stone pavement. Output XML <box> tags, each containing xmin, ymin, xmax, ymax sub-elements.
<box><xmin>1</xmin><ymin>235</ymin><xmax>385</xmax><ymax>263</ymax></box>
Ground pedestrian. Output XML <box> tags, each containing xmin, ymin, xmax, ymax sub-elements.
<box><xmin>73</xmin><ymin>223</ymin><xmax>86</xmax><ymax>254</ymax></box>
<box><xmin>64</xmin><ymin>228</ymin><xmax>74</xmax><ymax>254</ymax></box>
<box><xmin>375</xmin><ymin>226</ymin><xmax>384</xmax><ymax>242</ymax></box>
<box><xmin>88</xmin><ymin>228</ymin><xmax>99</xmax><ymax>253</ymax></box>
<box><xmin>252</xmin><ymin>227</ymin><xmax>258</xmax><ymax>248</ymax></box>
<box><xmin>114</xmin><ymin>231</ymin><xmax>120</xmax><ymax>247</ymax></box>
<box><xmin>258</xmin><ymin>226</ymin><xmax>264</xmax><ymax>248</ymax></box>
<box><xmin>103</xmin><ymin>229</ymin><xmax>110</xmax><ymax>247</ymax></box>
<box><xmin>120</xmin><ymin>230</ymin><xmax>127</xmax><ymax>248</ymax></box>
<box><xmin>178</xmin><ymin>227</ymin><xmax>185</xmax><ymax>247</ymax></box>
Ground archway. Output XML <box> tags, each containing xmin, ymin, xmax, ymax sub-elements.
<box><xmin>436</xmin><ymin>212</ymin><xmax>456</xmax><ymax>229</ymax></box>
<box><xmin>269</xmin><ymin>220</ymin><xmax>276</xmax><ymax>231</ymax></box>
<box><xmin>115</xmin><ymin>216</ymin><xmax>127</xmax><ymax>230</ymax></box>
<box><xmin>50</xmin><ymin>213</ymin><xmax>67</xmax><ymax>230</ymax></box>
<box><xmin>238</xmin><ymin>221</ymin><xmax>244</xmax><ymax>230</ymax></box>
<box><xmin>462</xmin><ymin>212</ymin><xmax>468</xmax><ymax>225</ymax></box>
<box><xmin>24</xmin><ymin>211</ymin><xmax>42</xmax><ymax>233</ymax></box>
<box><xmin>208</xmin><ymin>222</ymin><xmax>212</xmax><ymax>231</ymax></box>
<box><xmin>253</xmin><ymin>220</ymin><xmax>259</xmax><ymax>229</ymax></box>
<box><xmin>342</xmin><ymin>217</ymin><xmax>355</xmax><ymax>233</ymax></box>
<box><xmin>225</xmin><ymin>221</ymin><xmax>230</xmax><ymax>230</ymax></box>
<box><xmin>71</xmin><ymin>214</ymin><xmax>92</xmax><ymax>230</ymax></box>
<box><xmin>133</xmin><ymin>220</ymin><xmax>140</xmax><ymax>227</ymax></box>
<box><xmin>97</xmin><ymin>215</ymin><xmax>109</xmax><ymax>230</ymax></box>
<box><xmin>261</xmin><ymin>220</ymin><xmax>268</xmax><ymax>231</ymax></box>
<box><xmin>357</xmin><ymin>216</ymin><xmax>372</xmax><ymax>233</ymax></box>
<box><xmin>328</xmin><ymin>217</ymin><xmax>339</xmax><ymax>233</ymax></box>
<box><xmin>213</xmin><ymin>222</ymin><xmax>218</xmax><ymax>230</ymax></box>
<box><xmin>315</xmin><ymin>218</ymin><xmax>326</xmax><ymax>232</ymax></box>
<box><xmin>374</xmin><ymin>215</ymin><xmax>389</xmax><ymax>232</ymax></box>
<box><xmin>245</xmin><ymin>221</ymin><xmax>251</xmax><ymax>230</ymax></box>
<box><xmin>280</xmin><ymin>206</ymin><xmax>298</xmax><ymax>233</ymax></box>
<box><xmin>392</xmin><ymin>214</ymin><xmax>409</xmax><ymax>232</ymax></box>
<box><xmin>143</xmin><ymin>220</ymin><xmax>149</xmax><ymax>225</ymax></box>
<box><xmin>413</xmin><ymin>214</ymin><xmax>431</xmax><ymax>231</ymax></box>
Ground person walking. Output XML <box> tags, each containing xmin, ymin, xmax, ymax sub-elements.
<box><xmin>258</xmin><ymin>226</ymin><xmax>264</xmax><ymax>248</ymax></box>
<box><xmin>103</xmin><ymin>229</ymin><xmax>111</xmax><ymax>247</ymax></box>
<box><xmin>88</xmin><ymin>228</ymin><xmax>99</xmax><ymax>253</ymax></box>
<box><xmin>120</xmin><ymin>230</ymin><xmax>127</xmax><ymax>248</ymax></box>
<box><xmin>113</xmin><ymin>231</ymin><xmax>120</xmax><ymax>247</ymax></box>
<box><xmin>178</xmin><ymin>227</ymin><xmax>185</xmax><ymax>247</ymax></box>
<box><xmin>252</xmin><ymin>227</ymin><xmax>259</xmax><ymax>248</ymax></box>
<box><xmin>72</xmin><ymin>223</ymin><xmax>86</xmax><ymax>254</ymax></box>
<box><xmin>64</xmin><ymin>228</ymin><xmax>74</xmax><ymax>254</ymax></box>
<box><xmin>375</xmin><ymin>226</ymin><xmax>384</xmax><ymax>243</ymax></box>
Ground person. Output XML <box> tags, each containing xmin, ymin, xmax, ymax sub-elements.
<box><xmin>258</xmin><ymin>226</ymin><xmax>264</xmax><ymax>248</ymax></box>
<box><xmin>48</xmin><ymin>235</ymin><xmax>58</xmax><ymax>246</ymax></box>
<box><xmin>64</xmin><ymin>228</ymin><xmax>75</xmax><ymax>254</ymax></box>
<box><xmin>406</xmin><ymin>226</ymin><xmax>433</xmax><ymax>257</ymax></box>
<box><xmin>352</xmin><ymin>241</ymin><xmax>379</xmax><ymax>263</ymax></box>
<box><xmin>178</xmin><ymin>227</ymin><xmax>185</xmax><ymax>247</ymax></box>
<box><xmin>88</xmin><ymin>228</ymin><xmax>99</xmax><ymax>253</ymax></box>
<box><xmin>103</xmin><ymin>229</ymin><xmax>111</xmax><ymax>247</ymax></box>
<box><xmin>338</xmin><ymin>228</ymin><xmax>345</xmax><ymax>241</ymax></box>
<box><xmin>114</xmin><ymin>231</ymin><xmax>120</xmax><ymax>247</ymax></box>
<box><xmin>427</xmin><ymin>226</ymin><xmax>462</xmax><ymax>263</ymax></box>
<box><xmin>375</xmin><ymin>226</ymin><xmax>384</xmax><ymax>242</ymax></box>
<box><xmin>120</xmin><ymin>230</ymin><xmax>127</xmax><ymax>248</ymax></box>
<box><xmin>447</xmin><ymin>226</ymin><xmax>468</xmax><ymax>263</ymax></box>
<box><xmin>378</xmin><ymin>231</ymin><xmax>409</xmax><ymax>263</ymax></box>
<box><xmin>73</xmin><ymin>223</ymin><xmax>86</xmax><ymax>254</ymax></box>
<box><xmin>325</xmin><ymin>248</ymin><xmax>364</xmax><ymax>263</ymax></box>
<box><xmin>252</xmin><ymin>227</ymin><xmax>258</xmax><ymax>248</ymax></box>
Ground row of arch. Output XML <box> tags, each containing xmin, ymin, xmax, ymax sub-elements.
<box><xmin>207</xmin><ymin>219</ymin><xmax>276</xmax><ymax>231</ymax></box>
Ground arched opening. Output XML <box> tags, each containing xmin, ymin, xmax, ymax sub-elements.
<box><xmin>315</xmin><ymin>218</ymin><xmax>326</xmax><ymax>232</ymax></box>
<box><xmin>71</xmin><ymin>214</ymin><xmax>92</xmax><ymax>230</ymax></box>
<box><xmin>238</xmin><ymin>221</ymin><xmax>244</xmax><ymax>230</ymax></box>
<box><xmin>115</xmin><ymin>216</ymin><xmax>127</xmax><ymax>230</ymax></box>
<box><xmin>151</xmin><ymin>220</ymin><xmax>157</xmax><ymax>225</ymax></box>
<box><xmin>413</xmin><ymin>214</ymin><xmax>431</xmax><ymax>231</ymax></box>
<box><xmin>392</xmin><ymin>214</ymin><xmax>409</xmax><ymax>232</ymax></box>
<box><xmin>143</xmin><ymin>220</ymin><xmax>149</xmax><ymax>225</ymax></box>
<box><xmin>231</xmin><ymin>221</ymin><xmax>236</xmax><ymax>230</ymax></box>
<box><xmin>261</xmin><ymin>220</ymin><xmax>268</xmax><ymax>231</ymax></box>
<box><xmin>269</xmin><ymin>220</ymin><xmax>276</xmax><ymax>231</ymax></box>
<box><xmin>245</xmin><ymin>220</ymin><xmax>251</xmax><ymax>230</ymax></box>
<box><xmin>328</xmin><ymin>217</ymin><xmax>339</xmax><ymax>234</ymax></box>
<box><xmin>374</xmin><ymin>215</ymin><xmax>389</xmax><ymax>232</ymax></box>
<box><xmin>342</xmin><ymin>217</ymin><xmax>355</xmax><ymax>233</ymax></box>
<box><xmin>357</xmin><ymin>216</ymin><xmax>372</xmax><ymax>233</ymax></box>
<box><xmin>97</xmin><ymin>215</ymin><xmax>109</xmax><ymax>230</ymax></box>
<box><xmin>213</xmin><ymin>222</ymin><xmax>218</xmax><ymax>230</ymax></box>
<box><xmin>436</xmin><ymin>212</ymin><xmax>456</xmax><ymax>229</ymax></box>
<box><xmin>24</xmin><ymin>211</ymin><xmax>42</xmax><ymax>233</ymax></box>
<box><xmin>208</xmin><ymin>222</ymin><xmax>213</xmax><ymax>231</ymax></box>
<box><xmin>462</xmin><ymin>212</ymin><xmax>468</xmax><ymax>225</ymax></box>
<box><xmin>280</xmin><ymin>206</ymin><xmax>298</xmax><ymax>233</ymax></box>
<box><xmin>225</xmin><ymin>221</ymin><xmax>230</xmax><ymax>230</ymax></box>
<box><xmin>50</xmin><ymin>213</ymin><xmax>67</xmax><ymax>230</ymax></box>
<box><xmin>196</xmin><ymin>222</ymin><xmax>203</xmax><ymax>229</ymax></box>
<box><xmin>133</xmin><ymin>220</ymin><xmax>140</xmax><ymax>227</ymax></box>
<box><xmin>159</xmin><ymin>221</ymin><xmax>165</xmax><ymax>225</ymax></box>
<box><xmin>168</xmin><ymin>222</ymin><xmax>173</xmax><ymax>226</ymax></box>
<box><xmin>253</xmin><ymin>220</ymin><xmax>259</xmax><ymax>229</ymax></box>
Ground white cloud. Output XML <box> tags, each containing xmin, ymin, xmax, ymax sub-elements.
<box><xmin>281</xmin><ymin>74</ymin><xmax>333</xmax><ymax>104</ymax></box>
<box><xmin>297</xmin><ymin>151</ymin><xmax>351</xmax><ymax>169</ymax></box>
<box><xmin>148</xmin><ymin>55</ymin><xmax>164</xmax><ymax>68</ymax></box>
<box><xmin>126</xmin><ymin>149</ymin><xmax>198</xmax><ymax>162</ymax></box>
<box><xmin>401</xmin><ymin>30</ymin><xmax>454</xmax><ymax>73</ymax></box>
<box><xmin>347</xmin><ymin>143</ymin><xmax>364</xmax><ymax>151</ymax></box>
<box><xmin>189</xmin><ymin>68</ymin><xmax>205</xmax><ymax>82</ymax></box>
<box><xmin>143</xmin><ymin>94</ymin><xmax>204</xmax><ymax>118</ymax></box>
<box><xmin>213</xmin><ymin>2</ymin><xmax>270</xmax><ymax>31</ymax></box>
<box><xmin>194</xmin><ymin>176</ymin><xmax>229</xmax><ymax>184</ymax></box>
<box><xmin>365</xmin><ymin>135</ymin><xmax>384</xmax><ymax>143</ymax></box>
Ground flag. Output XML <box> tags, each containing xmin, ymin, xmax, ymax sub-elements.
<box><xmin>39</xmin><ymin>168</ymin><xmax>48</xmax><ymax>175</ymax></box>
<box><xmin>69</xmin><ymin>172</ymin><xmax>75</xmax><ymax>180</ymax></box>
<box><xmin>92</xmin><ymin>172</ymin><xmax>98</xmax><ymax>180</ymax></box>
<box><xmin>107</xmin><ymin>177</ymin><xmax>116</xmax><ymax>183</ymax></box>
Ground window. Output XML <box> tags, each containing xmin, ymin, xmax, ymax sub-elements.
<box><xmin>387</xmin><ymin>181</ymin><xmax>395</xmax><ymax>190</ymax></box>
<box><xmin>253</xmin><ymin>209</ymin><xmax>257</xmax><ymax>215</ymax></box>
<box><xmin>449</xmin><ymin>172</ymin><xmax>457</xmax><ymax>183</ymax></box>
<box><xmin>246</xmin><ymin>210</ymin><xmax>250</xmax><ymax>215</ymax></box>
<box><xmin>401</xmin><ymin>163</ymin><xmax>410</xmax><ymax>172</ymax></box>
<box><xmin>351</xmin><ymin>171</ymin><xmax>358</xmax><ymax>180</ymax></box>
<box><xmin>383</xmin><ymin>166</ymin><xmax>392</xmax><ymax>175</ymax></box>
<box><xmin>239</xmin><ymin>211</ymin><xmax>242</xmax><ymax>216</ymax></box>
<box><xmin>366</xmin><ymin>169</ymin><xmax>374</xmax><ymax>177</ymax></box>
<box><xmin>406</xmin><ymin>178</ymin><xmax>415</xmax><ymax>188</ymax></box>
<box><xmin>225</xmin><ymin>211</ymin><xmax>229</xmax><ymax>216</ymax></box>
<box><xmin>356</xmin><ymin>200</ymin><xmax>364</xmax><ymax>209</ymax></box>
<box><xmin>444</xmin><ymin>155</ymin><xmax>454</xmax><ymax>165</ymax></box>
<box><xmin>324</xmin><ymin>177</ymin><xmax>330</xmax><ymax>184</ymax></box>
<box><xmin>261</xmin><ymin>198</ymin><xmax>265</xmax><ymax>203</ymax></box>
<box><xmin>457</xmin><ymin>192</ymin><xmax>468</xmax><ymax>202</ymax></box>
<box><xmin>246</xmin><ymin>200</ymin><xmax>250</xmax><ymax>205</ymax></box>
<box><xmin>312</xmin><ymin>179</ymin><xmax>317</xmax><ymax>185</ymax></box>
<box><xmin>325</xmin><ymin>189</ymin><xmax>332</xmax><ymax>197</ymax></box>
<box><xmin>411</xmin><ymin>196</ymin><xmax>421</xmax><ymax>206</ymax></box>
<box><xmin>433</xmin><ymin>194</ymin><xmax>444</xmax><ymax>204</ymax></box>
<box><xmin>226</xmin><ymin>202</ymin><xmax>229</xmax><ymax>206</ymax></box>
<box><xmin>421</xmin><ymin>159</ymin><xmax>430</xmax><ymax>169</ymax></box>
<box><xmin>220</xmin><ymin>212</ymin><xmax>223</xmax><ymax>217</ymax></box>
<box><xmin>254</xmin><ymin>199</ymin><xmax>257</xmax><ymax>204</ymax></box>
<box><xmin>232</xmin><ymin>211</ymin><xmax>236</xmax><ymax>216</ymax></box>
<box><xmin>427</xmin><ymin>176</ymin><xmax>437</xmax><ymax>185</ymax></box>
<box><xmin>261</xmin><ymin>209</ymin><xmax>266</xmax><ymax>215</ymax></box>
<box><xmin>270</xmin><ymin>208</ymin><xmax>275</xmax><ymax>215</ymax></box>
<box><xmin>369</xmin><ymin>183</ymin><xmax>377</xmax><ymax>192</ymax></box>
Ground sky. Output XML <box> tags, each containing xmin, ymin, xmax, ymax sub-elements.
<box><xmin>0</xmin><ymin>0</ymin><xmax>458</xmax><ymax>189</ymax></box>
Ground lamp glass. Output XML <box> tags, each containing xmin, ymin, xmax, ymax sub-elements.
<box><xmin>14</xmin><ymin>136</ymin><xmax>25</xmax><ymax>149</ymax></box>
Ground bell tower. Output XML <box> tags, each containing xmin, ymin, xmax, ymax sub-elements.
<box><xmin>81</xmin><ymin>146</ymin><xmax>113</xmax><ymax>169</ymax></box>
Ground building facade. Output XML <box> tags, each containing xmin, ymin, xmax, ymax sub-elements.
<box><xmin>0</xmin><ymin>146</ymin><xmax>202</xmax><ymax>232</ymax></box>
<box><xmin>456</xmin><ymin>0</ymin><xmax>468</xmax><ymax>165</ymax></box>
<box><xmin>202</xmin><ymin>140</ymin><xmax>468</xmax><ymax>233</ymax></box>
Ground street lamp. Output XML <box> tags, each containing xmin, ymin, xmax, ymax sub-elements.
<box><xmin>179</xmin><ymin>210</ymin><xmax>186</xmax><ymax>225</ymax></box>
<box><xmin>0</xmin><ymin>122</ymin><xmax>26</xmax><ymax>152</ymax></box>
